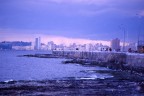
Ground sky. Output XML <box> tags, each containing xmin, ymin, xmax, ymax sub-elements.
<box><xmin>0</xmin><ymin>0</ymin><xmax>144</xmax><ymax>45</ymax></box>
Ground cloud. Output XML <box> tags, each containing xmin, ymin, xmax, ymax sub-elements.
<box><xmin>19</xmin><ymin>0</ymin><xmax>109</xmax><ymax>5</ymax></box>
<box><xmin>39</xmin><ymin>0</ymin><xmax>144</xmax><ymax>8</ymax></box>
<box><xmin>0</xmin><ymin>28</ymin><xmax>110</xmax><ymax>46</ymax></box>
<box><xmin>48</xmin><ymin>0</ymin><xmax>109</xmax><ymax>5</ymax></box>
<box><xmin>40</xmin><ymin>35</ymin><xmax>111</xmax><ymax>46</ymax></box>
<box><xmin>18</xmin><ymin>0</ymin><xmax>144</xmax><ymax>17</ymax></box>
<box><xmin>1</xmin><ymin>0</ymin><xmax>143</xmax><ymax>17</ymax></box>
<box><xmin>0</xmin><ymin>0</ymin><xmax>143</xmax><ymax>43</ymax></box>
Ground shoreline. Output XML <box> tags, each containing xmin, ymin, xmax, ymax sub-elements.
<box><xmin>1</xmin><ymin>52</ymin><xmax>143</xmax><ymax>95</ymax></box>
<box><xmin>1</xmin><ymin>69</ymin><xmax>144</xmax><ymax>95</ymax></box>
<box><xmin>20</xmin><ymin>53</ymin><xmax>144</xmax><ymax>77</ymax></box>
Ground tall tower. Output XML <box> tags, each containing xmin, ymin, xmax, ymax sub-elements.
<box><xmin>111</xmin><ymin>38</ymin><xmax>120</xmax><ymax>51</ymax></box>
<box><xmin>34</xmin><ymin>37</ymin><xmax>41</xmax><ymax>50</ymax></box>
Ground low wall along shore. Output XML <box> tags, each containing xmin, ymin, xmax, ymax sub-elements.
<box><xmin>53</xmin><ymin>51</ymin><xmax>144</xmax><ymax>67</ymax></box>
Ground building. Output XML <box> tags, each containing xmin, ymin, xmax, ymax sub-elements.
<box><xmin>34</xmin><ymin>37</ymin><xmax>41</xmax><ymax>50</ymax></box>
<box><xmin>47</xmin><ymin>41</ymin><xmax>56</xmax><ymax>50</ymax></box>
<box><xmin>12</xmin><ymin>46</ymin><xmax>32</xmax><ymax>50</ymax></box>
<box><xmin>0</xmin><ymin>42</ymin><xmax>12</xmax><ymax>50</ymax></box>
<box><xmin>125</xmin><ymin>43</ymin><xmax>137</xmax><ymax>52</ymax></box>
<box><xmin>41</xmin><ymin>43</ymin><xmax>48</xmax><ymax>50</ymax></box>
<box><xmin>137</xmin><ymin>40</ymin><xmax>144</xmax><ymax>53</ymax></box>
<box><xmin>0</xmin><ymin>41</ymin><xmax>32</xmax><ymax>50</ymax></box>
<box><xmin>85</xmin><ymin>44</ymin><xmax>93</xmax><ymax>51</ymax></box>
<box><xmin>111</xmin><ymin>38</ymin><xmax>120</xmax><ymax>51</ymax></box>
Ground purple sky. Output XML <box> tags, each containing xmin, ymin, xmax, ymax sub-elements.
<box><xmin>0</xmin><ymin>0</ymin><xmax>144</xmax><ymax>44</ymax></box>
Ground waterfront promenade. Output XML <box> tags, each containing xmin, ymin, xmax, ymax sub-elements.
<box><xmin>53</xmin><ymin>51</ymin><xmax>144</xmax><ymax>67</ymax></box>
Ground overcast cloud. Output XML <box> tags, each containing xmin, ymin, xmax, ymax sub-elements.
<box><xmin>0</xmin><ymin>0</ymin><xmax>144</xmax><ymax>43</ymax></box>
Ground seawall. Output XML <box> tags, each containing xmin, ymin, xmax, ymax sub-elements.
<box><xmin>126</xmin><ymin>53</ymin><xmax>144</xmax><ymax>67</ymax></box>
<box><xmin>53</xmin><ymin>51</ymin><xmax>144</xmax><ymax>67</ymax></box>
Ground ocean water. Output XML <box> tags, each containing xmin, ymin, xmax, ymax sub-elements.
<box><xmin>0</xmin><ymin>50</ymin><xmax>113</xmax><ymax>82</ymax></box>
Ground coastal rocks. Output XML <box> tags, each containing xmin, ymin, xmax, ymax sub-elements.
<box><xmin>54</xmin><ymin>51</ymin><xmax>144</xmax><ymax>76</ymax></box>
<box><xmin>137</xmin><ymin>82</ymin><xmax>144</xmax><ymax>92</ymax></box>
<box><xmin>107</xmin><ymin>53</ymin><xmax>126</xmax><ymax>64</ymax></box>
<box><xmin>1</xmin><ymin>78</ymin><xmax>144</xmax><ymax>95</ymax></box>
<box><xmin>18</xmin><ymin>54</ymin><xmax>60</xmax><ymax>58</ymax></box>
<box><xmin>19</xmin><ymin>51</ymin><xmax>144</xmax><ymax>68</ymax></box>
<box><xmin>62</xmin><ymin>58</ymin><xmax>144</xmax><ymax>79</ymax></box>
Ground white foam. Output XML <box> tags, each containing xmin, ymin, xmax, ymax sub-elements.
<box><xmin>4</xmin><ymin>79</ymin><xmax>14</xmax><ymax>83</ymax></box>
<box><xmin>79</xmin><ymin>77</ymin><xmax>96</xmax><ymax>80</ymax></box>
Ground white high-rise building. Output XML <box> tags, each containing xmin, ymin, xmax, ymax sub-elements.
<box><xmin>47</xmin><ymin>41</ymin><xmax>55</xmax><ymax>50</ymax></box>
<box><xmin>34</xmin><ymin>37</ymin><xmax>41</xmax><ymax>50</ymax></box>
<box><xmin>111</xmin><ymin>38</ymin><xmax>120</xmax><ymax>51</ymax></box>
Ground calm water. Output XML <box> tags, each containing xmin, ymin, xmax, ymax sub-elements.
<box><xmin>0</xmin><ymin>50</ymin><xmax>113</xmax><ymax>82</ymax></box>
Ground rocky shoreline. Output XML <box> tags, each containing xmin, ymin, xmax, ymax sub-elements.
<box><xmin>0</xmin><ymin>70</ymin><xmax>144</xmax><ymax>96</ymax></box>
<box><xmin>18</xmin><ymin>54</ymin><xmax>61</xmax><ymax>58</ymax></box>
<box><xmin>1</xmin><ymin>54</ymin><xmax>141</xmax><ymax>95</ymax></box>
<box><xmin>62</xmin><ymin>59</ymin><xmax>144</xmax><ymax>77</ymax></box>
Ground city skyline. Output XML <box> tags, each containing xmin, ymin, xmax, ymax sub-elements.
<box><xmin>0</xmin><ymin>0</ymin><xmax>144</xmax><ymax>43</ymax></box>
<box><xmin>0</xmin><ymin>34</ymin><xmax>126</xmax><ymax>47</ymax></box>
<box><xmin>0</xmin><ymin>37</ymin><xmax>136</xmax><ymax>52</ymax></box>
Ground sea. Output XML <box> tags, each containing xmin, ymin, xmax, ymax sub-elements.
<box><xmin>0</xmin><ymin>50</ymin><xmax>113</xmax><ymax>82</ymax></box>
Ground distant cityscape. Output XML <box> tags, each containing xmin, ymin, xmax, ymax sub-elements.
<box><xmin>1</xmin><ymin>37</ymin><xmax>143</xmax><ymax>53</ymax></box>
